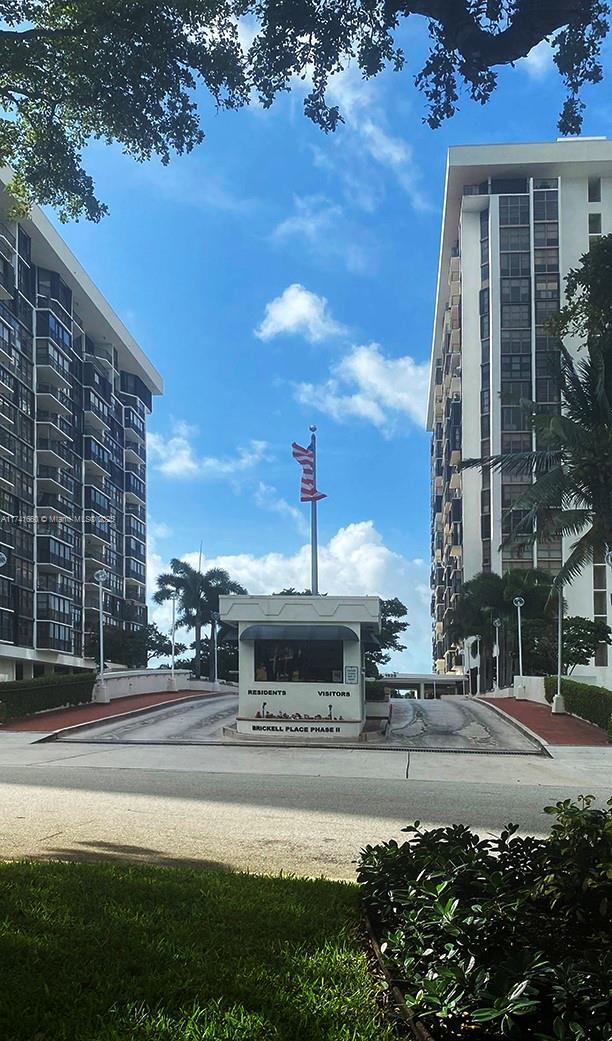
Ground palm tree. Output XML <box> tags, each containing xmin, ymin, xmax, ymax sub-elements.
<box><xmin>154</xmin><ymin>560</ymin><xmax>246</xmax><ymax>679</ymax></box>
<box><xmin>450</xmin><ymin>569</ymin><xmax>555</xmax><ymax>687</ymax></box>
<box><xmin>463</xmin><ymin>235</ymin><xmax>612</xmax><ymax>587</ymax></box>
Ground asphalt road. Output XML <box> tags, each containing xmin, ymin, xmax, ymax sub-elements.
<box><xmin>58</xmin><ymin>693</ymin><xmax>239</xmax><ymax>744</ymax></box>
<box><xmin>0</xmin><ymin>720</ymin><xmax>610</xmax><ymax>878</ymax></box>
<box><xmin>57</xmin><ymin>695</ymin><xmax>541</xmax><ymax>753</ymax></box>
<box><xmin>1</xmin><ymin>755</ymin><xmax>606</xmax><ymax>879</ymax></box>
<box><xmin>387</xmin><ymin>698</ymin><xmax>540</xmax><ymax>751</ymax></box>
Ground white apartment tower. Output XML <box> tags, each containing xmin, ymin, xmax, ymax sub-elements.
<box><xmin>428</xmin><ymin>138</ymin><xmax>612</xmax><ymax>685</ymax></box>
<box><xmin>0</xmin><ymin>173</ymin><xmax>163</xmax><ymax>681</ymax></box>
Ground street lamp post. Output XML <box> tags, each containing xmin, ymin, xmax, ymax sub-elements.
<box><xmin>552</xmin><ymin>584</ymin><xmax>565</xmax><ymax>714</ymax></box>
<box><xmin>493</xmin><ymin>618</ymin><xmax>501</xmax><ymax>691</ymax></box>
<box><xmin>169</xmin><ymin>592</ymin><xmax>178</xmax><ymax>691</ymax></box>
<box><xmin>211</xmin><ymin>611</ymin><xmax>220</xmax><ymax>685</ymax></box>
<box><xmin>513</xmin><ymin>596</ymin><xmax>525</xmax><ymax>691</ymax></box>
<box><xmin>93</xmin><ymin>569</ymin><xmax>109</xmax><ymax>703</ymax></box>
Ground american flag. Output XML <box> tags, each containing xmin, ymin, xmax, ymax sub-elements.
<box><xmin>292</xmin><ymin>442</ymin><xmax>326</xmax><ymax>502</ymax></box>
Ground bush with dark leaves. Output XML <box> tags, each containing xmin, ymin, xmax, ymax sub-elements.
<box><xmin>358</xmin><ymin>796</ymin><xmax>612</xmax><ymax>1040</ymax></box>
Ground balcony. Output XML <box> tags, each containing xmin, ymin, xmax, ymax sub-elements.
<box><xmin>125</xmin><ymin>471</ymin><xmax>145</xmax><ymax>503</ymax></box>
<box><xmin>83</xmin><ymin>392</ymin><xmax>110</xmax><ymax>432</ymax></box>
<box><xmin>37</xmin><ymin>549</ymin><xmax>73</xmax><ymax>575</ymax></box>
<box><xmin>124</xmin><ymin>439</ymin><xmax>146</xmax><ymax>463</ymax></box>
<box><xmin>85</xmin><ymin>517</ymin><xmax>110</xmax><ymax>542</ymax></box>
<box><xmin>38</xmin><ymin>465</ymin><xmax>75</xmax><ymax>497</ymax></box>
<box><xmin>35</xmin><ymin>343</ymin><xmax>71</xmax><ymax>388</ymax></box>
<box><xmin>37</xmin><ymin>438</ymin><xmax>74</xmax><ymax>468</ymax></box>
<box><xmin>125</xmin><ymin>516</ymin><xmax>145</xmax><ymax>540</ymax></box>
<box><xmin>37</xmin><ymin>573</ymin><xmax>75</xmax><ymax>596</ymax></box>
<box><xmin>37</xmin><ymin>410</ymin><xmax>73</xmax><ymax>442</ymax></box>
<box><xmin>124</xmin><ymin>410</ymin><xmax>145</xmax><ymax>442</ymax></box>
<box><xmin>122</xmin><ymin>602</ymin><xmax>147</xmax><ymax>624</ymax></box>
<box><xmin>84</xmin><ymin>343</ymin><xmax>114</xmax><ymax>376</ymax></box>
<box><xmin>0</xmin><ymin>222</ymin><xmax>16</xmax><ymax>258</ymax></box>
<box><xmin>36</xmin><ymin>623</ymin><xmax>72</xmax><ymax>652</ymax></box>
<box><xmin>125</xmin><ymin>582</ymin><xmax>146</xmax><ymax>604</ymax></box>
<box><xmin>38</xmin><ymin>493</ymin><xmax>74</xmax><ymax>519</ymax></box>
<box><xmin>37</xmin><ymin>383</ymin><xmax>72</xmax><ymax>417</ymax></box>
<box><xmin>0</xmin><ymin>257</ymin><xmax>15</xmax><ymax>302</ymax></box>
<box><xmin>37</xmin><ymin>604</ymin><xmax>73</xmax><ymax>625</ymax></box>
<box><xmin>83</xmin><ymin>435</ymin><xmax>111</xmax><ymax>476</ymax></box>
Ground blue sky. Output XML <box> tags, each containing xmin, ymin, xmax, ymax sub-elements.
<box><xmin>49</xmin><ymin>20</ymin><xmax>611</xmax><ymax>671</ymax></box>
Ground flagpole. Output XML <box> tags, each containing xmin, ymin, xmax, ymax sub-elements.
<box><xmin>309</xmin><ymin>424</ymin><xmax>319</xmax><ymax>595</ymax></box>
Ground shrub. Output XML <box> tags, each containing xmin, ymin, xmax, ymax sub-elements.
<box><xmin>359</xmin><ymin>796</ymin><xmax>612</xmax><ymax>1041</ymax></box>
<box><xmin>544</xmin><ymin>676</ymin><xmax>612</xmax><ymax>730</ymax></box>
<box><xmin>0</xmin><ymin>672</ymin><xmax>95</xmax><ymax>721</ymax></box>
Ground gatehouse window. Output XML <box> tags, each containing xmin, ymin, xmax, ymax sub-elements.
<box><xmin>254</xmin><ymin>639</ymin><xmax>343</xmax><ymax>683</ymax></box>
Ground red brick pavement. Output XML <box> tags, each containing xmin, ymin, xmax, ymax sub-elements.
<box><xmin>483</xmin><ymin>697</ymin><xmax>609</xmax><ymax>746</ymax></box>
<box><xmin>2</xmin><ymin>689</ymin><xmax>216</xmax><ymax>733</ymax></box>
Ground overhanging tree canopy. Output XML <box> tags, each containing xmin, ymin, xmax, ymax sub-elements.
<box><xmin>0</xmin><ymin>1</ymin><xmax>608</xmax><ymax>219</ymax></box>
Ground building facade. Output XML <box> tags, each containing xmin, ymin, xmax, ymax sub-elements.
<box><xmin>428</xmin><ymin>138</ymin><xmax>612</xmax><ymax>685</ymax></box>
<box><xmin>0</xmin><ymin>175</ymin><xmax>162</xmax><ymax>681</ymax></box>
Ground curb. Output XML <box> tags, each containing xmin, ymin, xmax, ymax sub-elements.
<box><xmin>479</xmin><ymin>699</ymin><xmax>552</xmax><ymax>757</ymax></box>
<box><xmin>35</xmin><ymin>690</ymin><xmax>231</xmax><ymax>744</ymax></box>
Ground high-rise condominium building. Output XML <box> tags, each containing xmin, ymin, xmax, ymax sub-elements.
<box><xmin>0</xmin><ymin>174</ymin><xmax>163</xmax><ymax>681</ymax></box>
<box><xmin>428</xmin><ymin>138</ymin><xmax>612</xmax><ymax>685</ymax></box>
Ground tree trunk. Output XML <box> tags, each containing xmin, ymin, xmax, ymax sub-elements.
<box><xmin>194</xmin><ymin>624</ymin><xmax>201</xmax><ymax>679</ymax></box>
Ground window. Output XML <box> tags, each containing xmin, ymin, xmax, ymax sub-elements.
<box><xmin>501</xmin><ymin>303</ymin><xmax>531</xmax><ymax>329</ymax></box>
<box><xmin>594</xmin><ymin>591</ymin><xmax>607</xmax><ymax>616</ymax></box>
<box><xmin>501</xmin><ymin>278</ymin><xmax>530</xmax><ymax>305</ymax></box>
<box><xmin>501</xmin><ymin>330</ymin><xmax>531</xmax><ymax>354</ymax></box>
<box><xmin>501</xmin><ymin>433</ymin><xmax>532</xmax><ymax>454</ymax></box>
<box><xmin>499</xmin><ymin>196</ymin><xmax>530</xmax><ymax>226</ymax></box>
<box><xmin>533</xmin><ymin>191</ymin><xmax>558</xmax><ymax>221</ymax></box>
<box><xmin>253</xmin><ymin>639</ymin><xmax>344</xmax><ymax>684</ymax></box>
<box><xmin>534</xmin><ymin>248</ymin><xmax>559</xmax><ymax>273</ymax></box>
<box><xmin>501</xmin><ymin>406</ymin><xmax>530</xmax><ymax>432</ymax></box>
<box><xmin>588</xmin><ymin>177</ymin><xmax>601</xmax><ymax>203</ymax></box>
<box><xmin>536</xmin><ymin>377</ymin><xmax>560</xmax><ymax>402</ymax></box>
<box><xmin>534</xmin><ymin>223</ymin><xmax>559</xmax><ymax>248</ymax></box>
<box><xmin>589</xmin><ymin>213</ymin><xmax>602</xmax><ymax>235</ymax></box>
<box><xmin>593</xmin><ymin>564</ymin><xmax>607</xmax><ymax>590</ymax></box>
<box><xmin>535</xmin><ymin>275</ymin><xmax>560</xmax><ymax>325</ymax></box>
<box><xmin>501</xmin><ymin>381</ymin><xmax>532</xmax><ymax>405</ymax></box>
<box><xmin>499</xmin><ymin>226</ymin><xmax>530</xmax><ymax>252</ymax></box>
<box><xmin>502</xmin><ymin>355</ymin><xmax>531</xmax><ymax>380</ymax></box>
<box><xmin>500</xmin><ymin>252</ymin><xmax>530</xmax><ymax>276</ymax></box>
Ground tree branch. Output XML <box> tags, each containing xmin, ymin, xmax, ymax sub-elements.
<box><xmin>398</xmin><ymin>0</ymin><xmax>588</xmax><ymax>68</ymax></box>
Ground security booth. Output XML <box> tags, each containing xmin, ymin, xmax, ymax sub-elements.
<box><xmin>219</xmin><ymin>594</ymin><xmax>381</xmax><ymax>739</ymax></box>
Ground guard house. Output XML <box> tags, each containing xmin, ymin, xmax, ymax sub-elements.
<box><xmin>219</xmin><ymin>595</ymin><xmax>381</xmax><ymax>739</ymax></box>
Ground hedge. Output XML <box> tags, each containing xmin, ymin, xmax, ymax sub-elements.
<box><xmin>544</xmin><ymin>675</ymin><xmax>612</xmax><ymax>732</ymax></box>
<box><xmin>0</xmin><ymin>672</ymin><xmax>96</xmax><ymax>722</ymax></box>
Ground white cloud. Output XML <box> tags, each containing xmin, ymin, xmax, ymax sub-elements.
<box><xmin>147</xmin><ymin>421</ymin><xmax>269</xmax><ymax>479</ymax></box>
<box><xmin>255</xmin><ymin>283</ymin><xmax>346</xmax><ymax>343</ymax></box>
<box><xmin>295</xmin><ymin>343</ymin><xmax>429</xmax><ymax>433</ymax></box>
<box><xmin>148</xmin><ymin>520</ymin><xmax>432</xmax><ymax>671</ymax></box>
<box><xmin>522</xmin><ymin>39</ymin><xmax>554</xmax><ymax>80</ymax></box>
<box><xmin>325</xmin><ymin>64</ymin><xmax>432</xmax><ymax>212</ymax></box>
<box><xmin>272</xmin><ymin>195</ymin><xmax>374</xmax><ymax>274</ymax></box>
<box><xmin>140</xmin><ymin>156</ymin><xmax>258</xmax><ymax>216</ymax></box>
<box><xmin>254</xmin><ymin>481</ymin><xmax>309</xmax><ymax>536</ymax></box>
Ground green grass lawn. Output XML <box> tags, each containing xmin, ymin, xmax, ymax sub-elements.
<box><xmin>0</xmin><ymin>860</ymin><xmax>395</xmax><ymax>1041</ymax></box>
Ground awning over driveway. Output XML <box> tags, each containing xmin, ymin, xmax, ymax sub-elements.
<box><xmin>239</xmin><ymin>624</ymin><xmax>359</xmax><ymax>642</ymax></box>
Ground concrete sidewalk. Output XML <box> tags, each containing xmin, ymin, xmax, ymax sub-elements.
<box><xmin>482</xmin><ymin>698</ymin><xmax>609</xmax><ymax>746</ymax></box>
